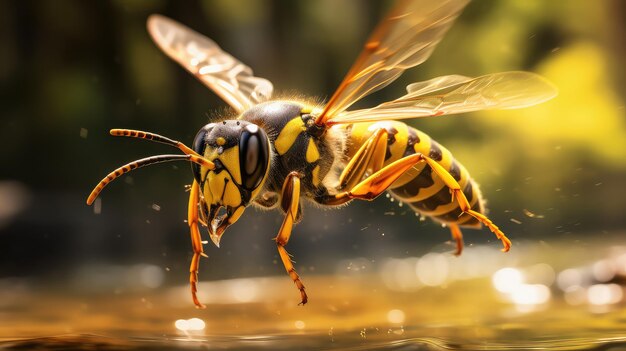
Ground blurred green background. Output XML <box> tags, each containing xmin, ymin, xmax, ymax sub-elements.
<box><xmin>1</xmin><ymin>0</ymin><xmax>625</xmax><ymax>289</ymax></box>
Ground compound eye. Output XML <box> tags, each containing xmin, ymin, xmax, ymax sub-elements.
<box><xmin>191</xmin><ymin>124</ymin><xmax>214</xmax><ymax>184</ymax></box>
<box><xmin>239</xmin><ymin>125</ymin><xmax>269</xmax><ymax>190</ymax></box>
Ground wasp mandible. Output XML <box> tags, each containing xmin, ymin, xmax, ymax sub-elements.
<box><xmin>87</xmin><ymin>0</ymin><xmax>557</xmax><ymax>308</ymax></box>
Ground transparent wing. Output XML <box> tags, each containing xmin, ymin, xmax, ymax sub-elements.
<box><xmin>329</xmin><ymin>72</ymin><xmax>558</xmax><ymax>125</ymax></box>
<box><xmin>314</xmin><ymin>0</ymin><xmax>469</xmax><ymax>125</ymax></box>
<box><xmin>147</xmin><ymin>15</ymin><xmax>273</xmax><ymax>114</ymax></box>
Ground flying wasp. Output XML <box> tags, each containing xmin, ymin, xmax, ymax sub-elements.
<box><xmin>87</xmin><ymin>0</ymin><xmax>557</xmax><ymax>308</ymax></box>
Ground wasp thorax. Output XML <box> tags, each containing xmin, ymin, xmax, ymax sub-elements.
<box><xmin>191</xmin><ymin>120</ymin><xmax>271</xmax><ymax>247</ymax></box>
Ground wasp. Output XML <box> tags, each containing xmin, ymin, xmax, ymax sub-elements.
<box><xmin>87</xmin><ymin>0</ymin><xmax>556</xmax><ymax>308</ymax></box>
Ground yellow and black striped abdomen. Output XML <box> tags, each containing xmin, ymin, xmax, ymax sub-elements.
<box><xmin>345</xmin><ymin>121</ymin><xmax>484</xmax><ymax>228</ymax></box>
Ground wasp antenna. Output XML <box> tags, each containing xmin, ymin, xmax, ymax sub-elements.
<box><xmin>110</xmin><ymin>129</ymin><xmax>205</xmax><ymax>160</ymax></box>
<box><xmin>86</xmin><ymin>154</ymin><xmax>214</xmax><ymax>205</ymax></box>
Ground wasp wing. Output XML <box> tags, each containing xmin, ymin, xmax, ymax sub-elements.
<box><xmin>327</xmin><ymin>71</ymin><xmax>558</xmax><ymax>125</ymax></box>
<box><xmin>314</xmin><ymin>0</ymin><xmax>469</xmax><ymax>126</ymax></box>
<box><xmin>147</xmin><ymin>15</ymin><xmax>273</xmax><ymax>114</ymax></box>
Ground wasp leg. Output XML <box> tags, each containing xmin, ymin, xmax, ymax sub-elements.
<box><xmin>197</xmin><ymin>195</ymin><xmax>208</xmax><ymax>227</ymax></box>
<box><xmin>420</xmin><ymin>156</ymin><xmax>511</xmax><ymax>252</ymax></box>
<box><xmin>449</xmin><ymin>223</ymin><xmax>464</xmax><ymax>256</ymax></box>
<box><xmin>319</xmin><ymin>154</ymin><xmax>511</xmax><ymax>252</ymax></box>
<box><xmin>276</xmin><ymin>172</ymin><xmax>308</xmax><ymax>305</ymax></box>
<box><xmin>319</xmin><ymin>153</ymin><xmax>425</xmax><ymax>205</ymax></box>
<box><xmin>339</xmin><ymin>128</ymin><xmax>388</xmax><ymax>191</ymax></box>
<box><xmin>188</xmin><ymin>180</ymin><xmax>207</xmax><ymax>308</ymax></box>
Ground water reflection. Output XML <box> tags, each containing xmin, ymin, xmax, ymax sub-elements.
<box><xmin>3</xmin><ymin>239</ymin><xmax>626</xmax><ymax>350</ymax></box>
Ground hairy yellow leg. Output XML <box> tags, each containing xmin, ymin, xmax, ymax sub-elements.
<box><xmin>338</xmin><ymin>128</ymin><xmax>388</xmax><ymax>191</ymax></box>
<box><xmin>188</xmin><ymin>180</ymin><xmax>208</xmax><ymax>308</ymax></box>
<box><xmin>275</xmin><ymin>172</ymin><xmax>308</xmax><ymax>305</ymax></box>
<box><xmin>449</xmin><ymin>224</ymin><xmax>464</xmax><ymax>256</ymax></box>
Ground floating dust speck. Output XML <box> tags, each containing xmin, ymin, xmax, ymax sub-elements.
<box><xmin>79</xmin><ymin>128</ymin><xmax>88</xmax><ymax>139</ymax></box>
<box><xmin>384</xmin><ymin>211</ymin><xmax>395</xmax><ymax>216</ymax></box>
<box><xmin>595</xmin><ymin>182</ymin><xmax>603</xmax><ymax>186</ymax></box>
<box><xmin>93</xmin><ymin>198</ymin><xmax>102</xmax><ymax>214</ymax></box>
<box><xmin>124</xmin><ymin>176</ymin><xmax>134</xmax><ymax>185</ymax></box>
<box><xmin>294</xmin><ymin>320</ymin><xmax>305</xmax><ymax>330</ymax></box>
<box><xmin>151</xmin><ymin>203</ymin><xmax>161</xmax><ymax>211</ymax></box>
<box><xmin>360</xmin><ymin>226</ymin><xmax>368</xmax><ymax>231</ymax></box>
<box><xmin>523</xmin><ymin>209</ymin><xmax>544</xmax><ymax>219</ymax></box>
<box><xmin>510</xmin><ymin>218</ymin><xmax>522</xmax><ymax>225</ymax></box>
<box><xmin>360</xmin><ymin>328</ymin><xmax>367</xmax><ymax>339</ymax></box>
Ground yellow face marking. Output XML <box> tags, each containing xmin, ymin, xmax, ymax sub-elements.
<box><xmin>201</xmin><ymin>146</ymin><xmax>242</xmax><ymax>186</ymax></box>
<box><xmin>200</xmin><ymin>147</ymin><xmax>221</xmax><ymax>183</ymax></box>
<box><xmin>228</xmin><ymin>206</ymin><xmax>246</xmax><ymax>224</ymax></box>
<box><xmin>311</xmin><ymin>165</ymin><xmax>321</xmax><ymax>186</ymax></box>
<box><xmin>300</xmin><ymin>106</ymin><xmax>312</xmax><ymax>114</ymax></box>
<box><xmin>202</xmin><ymin>179</ymin><xmax>214</xmax><ymax>205</ymax></box>
<box><xmin>216</xmin><ymin>137</ymin><xmax>226</xmax><ymax>146</ymax></box>
<box><xmin>217</xmin><ymin>147</ymin><xmax>242</xmax><ymax>185</ymax></box>
<box><xmin>275</xmin><ymin>117</ymin><xmax>305</xmax><ymax>155</ymax></box>
<box><xmin>207</xmin><ymin>171</ymin><xmax>242</xmax><ymax>207</ymax></box>
<box><xmin>306</xmin><ymin>139</ymin><xmax>320</xmax><ymax>163</ymax></box>
<box><xmin>223</xmin><ymin>180</ymin><xmax>242</xmax><ymax>207</ymax></box>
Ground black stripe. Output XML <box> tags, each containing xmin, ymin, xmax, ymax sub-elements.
<box><xmin>384</xmin><ymin>127</ymin><xmax>399</xmax><ymax>161</ymax></box>
<box><xmin>435</xmin><ymin>200</ymin><xmax>482</xmax><ymax>225</ymax></box>
<box><xmin>403</xmin><ymin>128</ymin><xmax>420</xmax><ymax>157</ymax></box>
<box><xmin>434</xmin><ymin>181</ymin><xmax>478</xmax><ymax>222</ymax></box>
<box><xmin>449</xmin><ymin>160</ymin><xmax>461</xmax><ymax>181</ymax></box>
<box><xmin>390</xmin><ymin>165</ymin><xmax>434</xmax><ymax>199</ymax></box>
<box><xmin>411</xmin><ymin>178</ymin><xmax>474</xmax><ymax>213</ymax></box>
<box><xmin>429</xmin><ymin>141</ymin><xmax>443</xmax><ymax>161</ymax></box>
<box><xmin>412</xmin><ymin>184</ymin><xmax>451</xmax><ymax>211</ymax></box>
<box><xmin>462</xmin><ymin>180</ymin><xmax>474</xmax><ymax>204</ymax></box>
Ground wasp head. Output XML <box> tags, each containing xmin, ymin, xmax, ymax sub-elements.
<box><xmin>191</xmin><ymin>120</ymin><xmax>271</xmax><ymax>247</ymax></box>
